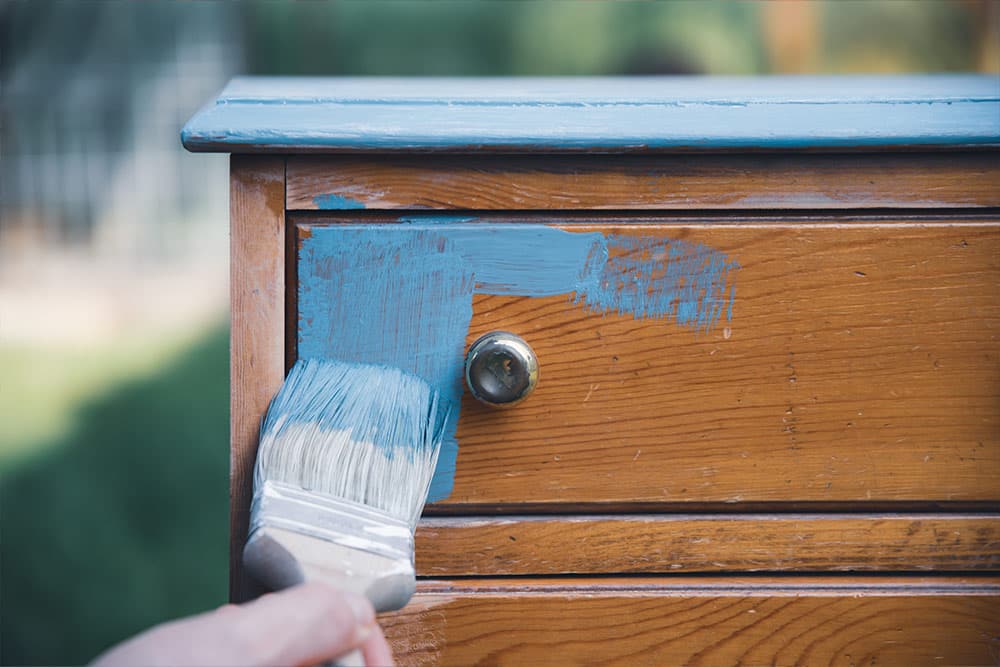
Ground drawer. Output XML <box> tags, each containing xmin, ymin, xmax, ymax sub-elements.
<box><xmin>378</xmin><ymin>577</ymin><xmax>1000</xmax><ymax>667</ymax></box>
<box><xmin>293</xmin><ymin>217</ymin><xmax>1000</xmax><ymax>509</ymax></box>
<box><xmin>291</xmin><ymin>212</ymin><xmax>1000</xmax><ymax>665</ymax></box>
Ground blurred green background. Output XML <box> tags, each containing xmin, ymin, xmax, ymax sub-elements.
<box><xmin>1</xmin><ymin>1</ymin><xmax>997</xmax><ymax>664</ymax></box>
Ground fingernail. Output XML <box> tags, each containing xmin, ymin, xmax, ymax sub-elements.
<box><xmin>343</xmin><ymin>592</ymin><xmax>375</xmax><ymax>627</ymax></box>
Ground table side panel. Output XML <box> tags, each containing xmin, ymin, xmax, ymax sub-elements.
<box><xmin>229</xmin><ymin>155</ymin><xmax>286</xmax><ymax>602</ymax></box>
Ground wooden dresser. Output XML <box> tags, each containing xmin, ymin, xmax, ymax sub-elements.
<box><xmin>184</xmin><ymin>76</ymin><xmax>1000</xmax><ymax>666</ymax></box>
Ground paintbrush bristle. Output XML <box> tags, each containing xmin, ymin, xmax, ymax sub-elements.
<box><xmin>254</xmin><ymin>358</ymin><xmax>444</xmax><ymax>528</ymax></box>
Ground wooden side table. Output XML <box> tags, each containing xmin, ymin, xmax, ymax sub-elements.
<box><xmin>184</xmin><ymin>76</ymin><xmax>1000</xmax><ymax>666</ymax></box>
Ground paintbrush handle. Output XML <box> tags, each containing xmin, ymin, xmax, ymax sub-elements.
<box><xmin>244</xmin><ymin>486</ymin><xmax>420</xmax><ymax>667</ymax></box>
<box><xmin>245</xmin><ymin>528</ymin><xmax>413</xmax><ymax>667</ymax></box>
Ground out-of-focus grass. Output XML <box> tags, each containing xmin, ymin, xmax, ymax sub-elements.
<box><xmin>0</xmin><ymin>332</ymin><xmax>212</xmax><ymax>472</ymax></box>
<box><xmin>0</xmin><ymin>324</ymin><xmax>230</xmax><ymax>665</ymax></box>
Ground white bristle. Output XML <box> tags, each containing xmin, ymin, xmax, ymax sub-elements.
<box><xmin>254</xmin><ymin>359</ymin><xmax>444</xmax><ymax>529</ymax></box>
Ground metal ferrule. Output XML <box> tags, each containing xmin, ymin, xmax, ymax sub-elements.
<box><xmin>248</xmin><ymin>480</ymin><xmax>414</xmax><ymax>563</ymax></box>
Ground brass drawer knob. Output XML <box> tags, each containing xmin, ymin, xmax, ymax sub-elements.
<box><xmin>465</xmin><ymin>331</ymin><xmax>539</xmax><ymax>407</ymax></box>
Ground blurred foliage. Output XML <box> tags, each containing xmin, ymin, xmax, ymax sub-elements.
<box><xmin>821</xmin><ymin>1</ymin><xmax>988</xmax><ymax>72</ymax></box>
<box><xmin>0</xmin><ymin>327</ymin><xmax>230</xmax><ymax>665</ymax></box>
<box><xmin>0</xmin><ymin>334</ymin><xmax>211</xmax><ymax>470</ymax></box>
<box><xmin>239</xmin><ymin>1</ymin><xmax>767</xmax><ymax>75</ymax></box>
<box><xmin>240</xmin><ymin>0</ymin><xmax>998</xmax><ymax>76</ymax></box>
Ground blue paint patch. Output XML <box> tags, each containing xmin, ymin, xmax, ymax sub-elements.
<box><xmin>298</xmin><ymin>224</ymin><xmax>739</xmax><ymax>501</ymax></box>
<box><xmin>439</xmin><ymin>226</ymin><xmax>604</xmax><ymax>296</ymax></box>
<box><xmin>298</xmin><ymin>228</ymin><xmax>474</xmax><ymax>500</ymax></box>
<box><xmin>578</xmin><ymin>236</ymin><xmax>740</xmax><ymax>332</ymax></box>
<box><xmin>313</xmin><ymin>193</ymin><xmax>366</xmax><ymax>209</ymax></box>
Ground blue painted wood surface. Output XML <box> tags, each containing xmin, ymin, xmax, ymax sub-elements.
<box><xmin>182</xmin><ymin>76</ymin><xmax>1000</xmax><ymax>152</ymax></box>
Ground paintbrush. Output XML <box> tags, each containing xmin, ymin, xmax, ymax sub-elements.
<box><xmin>243</xmin><ymin>358</ymin><xmax>443</xmax><ymax>661</ymax></box>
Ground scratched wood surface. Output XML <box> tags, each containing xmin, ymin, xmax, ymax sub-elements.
<box><xmin>229</xmin><ymin>155</ymin><xmax>285</xmax><ymax>602</ymax></box>
<box><xmin>287</xmin><ymin>153</ymin><xmax>1000</xmax><ymax>211</ymax></box>
<box><xmin>414</xmin><ymin>514</ymin><xmax>1000</xmax><ymax>575</ymax></box>
<box><xmin>380</xmin><ymin>576</ymin><xmax>1000</xmax><ymax>667</ymax></box>
<box><xmin>394</xmin><ymin>220</ymin><xmax>998</xmax><ymax>506</ymax></box>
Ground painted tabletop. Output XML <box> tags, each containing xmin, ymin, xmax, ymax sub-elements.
<box><xmin>182</xmin><ymin>75</ymin><xmax>1000</xmax><ymax>153</ymax></box>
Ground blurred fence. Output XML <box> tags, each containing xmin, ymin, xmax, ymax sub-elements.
<box><xmin>1</xmin><ymin>2</ymin><xmax>240</xmax><ymax>343</ymax></box>
<box><xmin>2</xmin><ymin>2</ymin><xmax>238</xmax><ymax>246</ymax></box>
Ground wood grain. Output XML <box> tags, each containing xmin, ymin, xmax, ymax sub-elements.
<box><xmin>229</xmin><ymin>155</ymin><xmax>285</xmax><ymax>602</ymax></box>
<box><xmin>415</xmin><ymin>514</ymin><xmax>1000</xmax><ymax>575</ymax></box>
<box><xmin>401</xmin><ymin>221</ymin><xmax>998</xmax><ymax>506</ymax></box>
<box><xmin>287</xmin><ymin>154</ymin><xmax>1000</xmax><ymax>210</ymax></box>
<box><xmin>416</xmin><ymin>514</ymin><xmax>1000</xmax><ymax>577</ymax></box>
<box><xmin>381</xmin><ymin>576</ymin><xmax>1000</xmax><ymax>667</ymax></box>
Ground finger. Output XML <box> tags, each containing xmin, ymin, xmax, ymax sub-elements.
<box><xmin>91</xmin><ymin>584</ymin><xmax>378</xmax><ymax>667</ymax></box>
<box><xmin>91</xmin><ymin>607</ymin><xmax>252</xmax><ymax>667</ymax></box>
<box><xmin>229</xmin><ymin>582</ymin><xmax>377</xmax><ymax>666</ymax></box>
<box><xmin>360</xmin><ymin>624</ymin><xmax>395</xmax><ymax>667</ymax></box>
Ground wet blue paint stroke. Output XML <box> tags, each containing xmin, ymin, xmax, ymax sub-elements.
<box><xmin>434</xmin><ymin>226</ymin><xmax>603</xmax><ymax>296</ymax></box>
<box><xmin>298</xmin><ymin>229</ymin><xmax>474</xmax><ymax>500</ymax></box>
<box><xmin>578</xmin><ymin>236</ymin><xmax>741</xmax><ymax>332</ymax></box>
<box><xmin>298</xmin><ymin>224</ymin><xmax>739</xmax><ymax>501</ymax></box>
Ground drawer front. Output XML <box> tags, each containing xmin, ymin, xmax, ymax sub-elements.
<box><xmin>379</xmin><ymin>577</ymin><xmax>1000</xmax><ymax>667</ymax></box>
<box><xmin>294</xmin><ymin>218</ymin><xmax>1000</xmax><ymax>508</ymax></box>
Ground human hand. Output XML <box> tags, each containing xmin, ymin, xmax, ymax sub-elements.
<box><xmin>91</xmin><ymin>582</ymin><xmax>395</xmax><ymax>667</ymax></box>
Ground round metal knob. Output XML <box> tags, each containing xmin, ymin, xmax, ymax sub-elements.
<box><xmin>465</xmin><ymin>331</ymin><xmax>539</xmax><ymax>407</ymax></box>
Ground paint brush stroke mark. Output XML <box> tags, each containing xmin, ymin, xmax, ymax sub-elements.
<box><xmin>431</xmin><ymin>226</ymin><xmax>603</xmax><ymax>295</ymax></box>
<box><xmin>577</xmin><ymin>235</ymin><xmax>741</xmax><ymax>332</ymax></box>
<box><xmin>298</xmin><ymin>224</ymin><xmax>739</xmax><ymax>501</ymax></box>
<box><xmin>298</xmin><ymin>229</ymin><xmax>474</xmax><ymax>500</ymax></box>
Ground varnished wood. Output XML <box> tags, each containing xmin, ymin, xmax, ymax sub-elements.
<box><xmin>287</xmin><ymin>154</ymin><xmax>1000</xmax><ymax>211</ymax></box>
<box><xmin>415</xmin><ymin>514</ymin><xmax>1000</xmax><ymax>575</ymax></box>
<box><xmin>229</xmin><ymin>155</ymin><xmax>286</xmax><ymax>602</ymax></box>
<box><xmin>294</xmin><ymin>218</ymin><xmax>1000</xmax><ymax>506</ymax></box>
<box><xmin>381</xmin><ymin>576</ymin><xmax>1000</xmax><ymax>667</ymax></box>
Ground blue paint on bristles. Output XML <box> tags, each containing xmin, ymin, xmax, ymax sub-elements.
<box><xmin>254</xmin><ymin>358</ymin><xmax>445</xmax><ymax>528</ymax></box>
